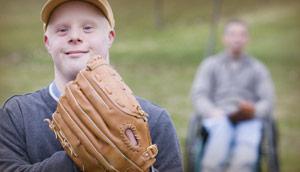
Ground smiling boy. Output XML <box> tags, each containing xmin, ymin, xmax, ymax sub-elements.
<box><xmin>0</xmin><ymin>0</ymin><xmax>183</xmax><ymax>171</ymax></box>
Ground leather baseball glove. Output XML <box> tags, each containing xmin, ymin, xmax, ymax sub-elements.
<box><xmin>45</xmin><ymin>56</ymin><xmax>158</xmax><ymax>172</ymax></box>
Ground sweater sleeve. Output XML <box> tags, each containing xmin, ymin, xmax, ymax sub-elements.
<box><xmin>253</xmin><ymin>64</ymin><xmax>275</xmax><ymax>118</ymax></box>
<box><xmin>0</xmin><ymin>106</ymin><xmax>79</xmax><ymax>172</ymax></box>
<box><xmin>150</xmin><ymin>110</ymin><xmax>183</xmax><ymax>172</ymax></box>
<box><xmin>191</xmin><ymin>58</ymin><xmax>225</xmax><ymax>118</ymax></box>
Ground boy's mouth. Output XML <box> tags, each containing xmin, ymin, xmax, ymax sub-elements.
<box><xmin>65</xmin><ymin>50</ymin><xmax>89</xmax><ymax>55</ymax></box>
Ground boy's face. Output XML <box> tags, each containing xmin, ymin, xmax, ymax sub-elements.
<box><xmin>44</xmin><ymin>1</ymin><xmax>115</xmax><ymax>81</ymax></box>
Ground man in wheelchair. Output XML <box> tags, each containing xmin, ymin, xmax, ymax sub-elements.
<box><xmin>190</xmin><ymin>19</ymin><xmax>276</xmax><ymax>172</ymax></box>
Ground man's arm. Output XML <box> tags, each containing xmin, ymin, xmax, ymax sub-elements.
<box><xmin>150</xmin><ymin>110</ymin><xmax>183</xmax><ymax>172</ymax></box>
<box><xmin>253</xmin><ymin>64</ymin><xmax>275</xmax><ymax>118</ymax></box>
<box><xmin>191</xmin><ymin>58</ymin><xmax>225</xmax><ymax>118</ymax></box>
<box><xmin>0</xmin><ymin>108</ymin><xmax>78</xmax><ymax>172</ymax></box>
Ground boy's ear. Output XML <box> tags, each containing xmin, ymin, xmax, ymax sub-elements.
<box><xmin>108</xmin><ymin>30</ymin><xmax>115</xmax><ymax>48</ymax></box>
<box><xmin>44</xmin><ymin>34</ymin><xmax>50</xmax><ymax>51</ymax></box>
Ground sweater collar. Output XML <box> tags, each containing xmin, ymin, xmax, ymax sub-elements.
<box><xmin>220</xmin><ymin>51</ymin><xmax>250</xmax><ymax>65</ymax></box>
<box><xmin>224</xmin><ymin>51</ymin><xmax>246</xmax><ymax>61</ymax></box>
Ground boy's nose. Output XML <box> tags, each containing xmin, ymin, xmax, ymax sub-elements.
<box><xmin>68</xmin><ymin>29</ymin><xmax>82</xmax><ymax>45</ymax></box>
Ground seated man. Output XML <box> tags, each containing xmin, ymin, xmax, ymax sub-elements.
<box><xmin>191</xmin><ymin>19</ymin><xmax>275</xmax><ymax>172</ymax></box>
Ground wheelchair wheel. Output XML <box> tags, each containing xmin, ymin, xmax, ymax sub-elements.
<box><xmin>185</xmin><ymin>114</ymin><xmax>208</xmax><ymax>172</ymax></box>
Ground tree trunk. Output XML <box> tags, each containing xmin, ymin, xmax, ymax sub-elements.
<box><xmin>205</xmin><ymin>0</ymin><xmax>222</xmax><ymax>57</ymax></box>
<box><xmin>154</xmin><ymin>0</ymin><xmax>164</xmax><ymax>29</ymax></box>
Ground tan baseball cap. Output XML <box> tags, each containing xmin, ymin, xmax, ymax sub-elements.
<box><xmin>41</xmin><ymin>0</ymin><xmax>115</xmax><ymax>30</ymax></box>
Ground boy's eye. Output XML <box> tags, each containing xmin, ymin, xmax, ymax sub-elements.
<box><xmin>83</xmin><ymin>25</ymin><xmax>94</xmax><ymax>33</ymax></box>
<box><xmin>56</xmin><ymin>27</ymin><xmax>68</xmax><ymax>33</ymax></box>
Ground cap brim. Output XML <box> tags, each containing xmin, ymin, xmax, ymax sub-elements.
<box><xmin>41</xmin><ymin>0</ymin><xmax>114</xmax><ymax>29</ymax></box>
<box><xmin>41</xmin><ymin>0</ymin><xmax>68</xmax><ymax>24</ymax></box>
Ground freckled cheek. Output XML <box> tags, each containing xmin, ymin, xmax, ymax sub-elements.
<box><xmin>50</xmin><ymin>38</ymin><xmax>68</xmax><ymax>53</ymax></box>
<box><xmin>88</xmin><ymin>37</ymin><xmax>108</xmax><ymax>50</ymax></box>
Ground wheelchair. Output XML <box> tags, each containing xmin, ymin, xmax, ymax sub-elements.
<box><xmin>185</xmin><ymin>114</ymin><xmax>280</xmax><ymax>172</ymax></box>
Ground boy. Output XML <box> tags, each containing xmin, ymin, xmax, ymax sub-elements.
<box><xmin>0</xmin><ymin>0</ymin><xmax>183</xmax><ymax>171</ymax></box>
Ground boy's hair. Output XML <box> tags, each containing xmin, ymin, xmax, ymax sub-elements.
<box><xmin>223</xmin><ymin>19</ymin><xmax>248</xmax><ymax>34</ymax></box>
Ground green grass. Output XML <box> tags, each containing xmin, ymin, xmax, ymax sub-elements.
<box><xmin>1</xmin><ymin>0</ymin><xmax>300</xmax><ymax>171</ymax></box>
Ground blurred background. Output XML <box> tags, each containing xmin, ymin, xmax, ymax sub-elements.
<box><xmin>0</xmin><ymin>0</ymin><xmax>299</xmax><ymax>171</ymax></box>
